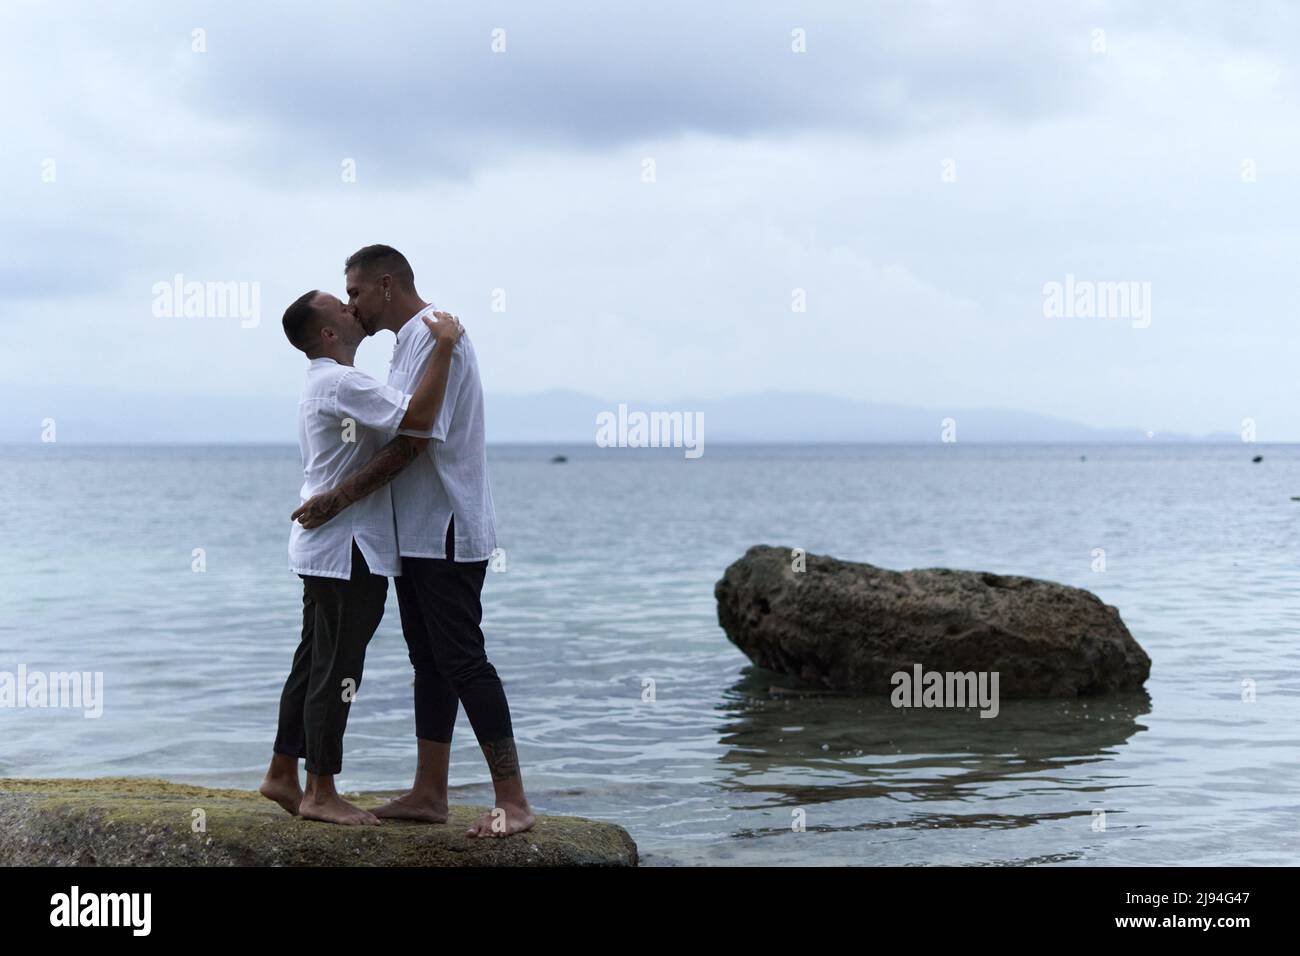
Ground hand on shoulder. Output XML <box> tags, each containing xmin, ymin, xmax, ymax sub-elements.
<box><xmin>422</xmin><ymin>311</ymin><xmax>464</xmax><ymax>347</ymax></box>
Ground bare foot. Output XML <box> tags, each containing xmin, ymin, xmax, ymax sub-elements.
<box><xmin>298</xmin><ymin>793</ymin><xmax>381</xmax><ymax>826</ymax></box>
<box><xmin>259</xmin><ymin>776</ymin><xmax>303</xmax><ymax>816</ymax></box>
<box><xmin>467</xmin><ymin>801</ymin><xmax>535</xmax><ymax>838</ymax></box>
<box><xmin>372</xmin><ymin>792</ymin><xmax>449</xmax><ymax>824</ymax></box>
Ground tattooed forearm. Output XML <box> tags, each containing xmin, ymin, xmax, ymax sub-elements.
<box><xmin>293</xmin><ymin>435</ymin><xmax>424</xmax><ymax>528</ymax></box>
<box><xmin>330</xmin><ymin>434</ymin><xmax>423</xmax><ymax>505</ymax></box>
<box><xmin>482</xmin><ymin>737</ymin><xmax>521</xmax><ymax>781</ymax></box>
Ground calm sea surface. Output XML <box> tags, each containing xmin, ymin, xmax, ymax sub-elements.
<box><xmin>2</xmin><ymin>443</ymin><xmax>1298</xmax><ymax>866</ymax></box>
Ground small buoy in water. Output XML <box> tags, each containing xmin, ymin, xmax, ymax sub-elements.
<box><xmin>1252</xmin><ymin>455</ymin><xmax>1263</xmax><ymax>463</ymax></box>
<box><xmin>1079</xmin><ymin>455</ymin><xmax>1086</xmax><ymax>462</ymax></box>
<box><xmin>550</xmin><ymin>454</ymin><xmax>568</xmax><ymax>464</ymax></box>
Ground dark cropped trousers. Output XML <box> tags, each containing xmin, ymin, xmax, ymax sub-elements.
<box><xmin>273</xmin><ymin>541</ymin><xmax>387</xmax><ymax>775</ymax></box>
<box><xmin>394</xmin><ymin>518</ymin><xmax>514</xmax><ymax>746</ymax></box>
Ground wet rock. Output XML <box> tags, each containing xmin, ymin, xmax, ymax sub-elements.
<box><xmin>715</xmin><ymin>545</ymin><xmax>1150</xmax><ymax>696</ymax></box>
<box><xmin>0</xmin><ymin>778</ymin><xmax>637</xmax><ymax>867</ymax></box>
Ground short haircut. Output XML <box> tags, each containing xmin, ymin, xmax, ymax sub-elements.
<box><xmin>281</xmin><ymin>290</ymin><xmax>324</xmax><ymax>352</ymax></box>
<box><xmin>344</xmin><ymin>244</ymin><xmax>415</xmax><ymax>290</ymax></box>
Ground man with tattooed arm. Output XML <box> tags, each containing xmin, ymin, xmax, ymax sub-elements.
<box><xmin>291</xmin><ymin>245</ymin><xmax>535</xmax><ymax>838</ymax></box>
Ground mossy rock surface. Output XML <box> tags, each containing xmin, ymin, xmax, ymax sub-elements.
<box><xmin>0</xmin><ymin>777</ymin><xmax>637</xmax><ymax>867</ymax></box>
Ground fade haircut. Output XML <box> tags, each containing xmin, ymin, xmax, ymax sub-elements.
<box><xmin>281</xmin><ymin>290</ymin><xmax>324</xmax><ymax>352</ymax></box>
<box><xmin>344</xmin><ymin>244</ymin><xmax>415</xmax><ymax>290</ymax></box>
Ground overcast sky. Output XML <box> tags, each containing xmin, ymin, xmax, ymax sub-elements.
<box><xmin>6</xmin><ymin>1</ymin><xmax>1300</xmax><ymax>438</ymax></box>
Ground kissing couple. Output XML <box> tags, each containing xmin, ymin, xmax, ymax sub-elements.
<box><xmin>258</xmin><ymin>244</ymin><xmax>534</xmax><ymax>837</ymax></box>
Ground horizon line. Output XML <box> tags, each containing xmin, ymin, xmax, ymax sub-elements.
<box><xmin>0</xmin><ymin>439</ymin><xmax>1284</xmax><ymax>448</ymax></box>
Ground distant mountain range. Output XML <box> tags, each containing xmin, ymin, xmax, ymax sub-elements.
<box><xmin>0</xmin><ymin>385</ymin><xmax>1240</xmax><ymax>444</ymax></box>
<box><xmin>486</xmin><ymin>390</ymin><xmax>1238</xmax><ymax>444</ymax></box>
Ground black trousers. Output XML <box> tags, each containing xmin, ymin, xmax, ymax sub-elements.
<box><xmin>274</xmin><ymin>541</ymin><xmax>388</xmax><ymax>775</ymax></box>
<box><xmin>393</xmin><ymin>518</ymin><xmax>514</xmax><ymax>745</ymax></box>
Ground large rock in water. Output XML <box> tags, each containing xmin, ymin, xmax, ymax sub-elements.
<box><xmin>715</xmin><ymin>545</ymin><xmax>1150</xmax><ymax>696</ymax></box>
<box><xmin>0</xmin><ymin>778</ymin><xmax>637</xmax><ymax>867</ymax></box>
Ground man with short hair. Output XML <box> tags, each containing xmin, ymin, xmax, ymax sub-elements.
<box><xmin>293</xmin><ymin>245</ymin><xmax>534</xmax><ymax>837</ymax></box>
<box><xmin>259</xmin><ymin>289</ymin><xmax>463</xmax><ymax>826</ymax></box>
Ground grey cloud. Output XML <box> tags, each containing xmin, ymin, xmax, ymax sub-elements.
<box><xmin>29</xmin><ymin>1</ymin><xmax>1105</xmax><ymax>185</ymax></box>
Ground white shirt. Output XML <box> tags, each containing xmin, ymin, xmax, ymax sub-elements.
<box><xmin>288</xmin><ymin>357</ymin><xmax>411</xmax><ymax>580</ymax></box>
<box><xmin>387</xmin><ymin>305</ymin><xmax>498</xmax><ymax>562</ymax></box>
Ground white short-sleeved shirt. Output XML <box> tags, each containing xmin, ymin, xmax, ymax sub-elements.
<box><xmin>288</xmin><ymin>357</ymin><xmax>411</xmax><ymax>580</ymax></box>
<box><xmin>387</xmin><ymin>306</ymin><xmax>498</xmax><ymax>562</ymax></box>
